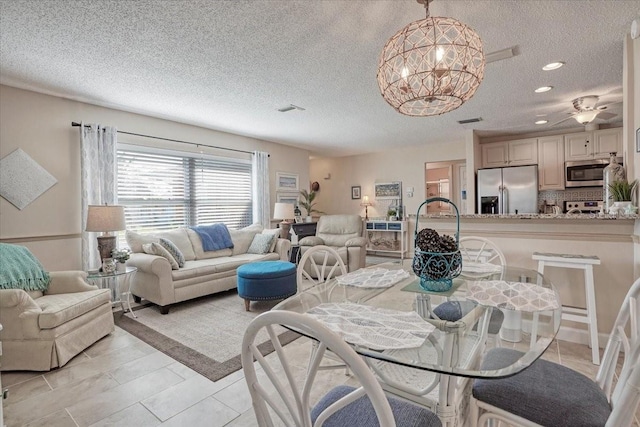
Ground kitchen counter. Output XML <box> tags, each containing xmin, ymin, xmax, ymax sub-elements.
<box><xmin>409</xmin><ymin>213</ymin><xmax>639</xmax><ymax>220</ymax></box>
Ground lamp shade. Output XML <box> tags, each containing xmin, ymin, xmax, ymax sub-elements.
<box><xmin>273</xmin><ymin>203</ymin><xmax>295</xmax><ymax>220</ymax></box>
<box><xmin>361</xmin><ymin>195</ymin><xmax>373</xmax><ymax>206</ymax></box>
<box><xmin>86</xmin><ymin>205</ymin><xmax>126</xmax><ymax>232</ymax></box>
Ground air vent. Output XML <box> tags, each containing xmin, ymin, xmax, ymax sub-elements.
<box><xmin>458</xmin><ymin>117</ymin><xmax>483</xmax><ymax>124</ymax></box>
<box><xmin>277</xmin><ymin>104</ymin><xmax>306</xmax><ymax>113</ymax></box>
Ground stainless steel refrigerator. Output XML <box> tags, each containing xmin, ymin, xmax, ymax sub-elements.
<box><xmin>477</xmin><ymin>165</ymin><xmax>538</xmax><ymax>214</ymax></box>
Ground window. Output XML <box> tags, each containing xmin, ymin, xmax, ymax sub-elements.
<box><xmin>117</xmin><ymin>145</ymin><xmax>253</xmax><ymax>234</ymax></box>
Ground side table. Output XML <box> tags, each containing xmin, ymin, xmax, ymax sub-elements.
<box><xmin>87</xmin><ymin>267</ymin><xmax>138</xmax><ymax>318</ymax></box>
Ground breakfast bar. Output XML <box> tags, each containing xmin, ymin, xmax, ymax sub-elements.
<box><xmin>406</xmin><ymin>213</ymin><xmax>638</xmax><ymax>347</ymax></box>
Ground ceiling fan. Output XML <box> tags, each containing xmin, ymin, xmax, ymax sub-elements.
<box><xmin>550</xmin><ymin>95</ymin><xmax>619</xmax><ymax>126</ymax></box>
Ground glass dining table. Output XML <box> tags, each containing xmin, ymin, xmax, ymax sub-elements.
<box><xmin>273</xmin><ymin>262</ymin><xmax>562</xmax><ymax>379</ymax></box>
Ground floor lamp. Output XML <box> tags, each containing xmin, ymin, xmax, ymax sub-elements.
<box><xmin>273</xmin><ymin>203</ymin><xmax>295</xmax><ymax>240</ymax></box>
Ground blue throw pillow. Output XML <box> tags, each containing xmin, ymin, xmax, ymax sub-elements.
<box><xmin>247</xmin><ymin>234</ymin><xmax>275</xmax><ymax>255</ymax></box>
<box><xmin>159</xmin><ymin>238</ymin><xmax>185</xmax><ymax>267</ymax></box>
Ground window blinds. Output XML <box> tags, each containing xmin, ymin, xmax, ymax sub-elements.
<box><xmin>117</xmin><ymin>147</ymin><xmax>253</xmax><ymax>234</ymax></box>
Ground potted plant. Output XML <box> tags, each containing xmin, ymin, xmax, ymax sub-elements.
<box><xmin>299</xmin><ymin>189</ymin><xmax>324</xmax><ymax>222</ymax></box>
<box><xmin>387</xmin><ymin>208</ymin><xmax>397</xmax><ymax>221</ymax></box>
<box><xmin>112</xmin><ymin>248</ymin><xmax>130</xmax><ymax>271</ymax></box>
<box><xmin>608</xmin><ymin>179</ymin><xmax>638</xmax><ymax>214</ymax></box>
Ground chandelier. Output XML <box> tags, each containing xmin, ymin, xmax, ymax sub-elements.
<box><xmin>377</xmin><ymin>0</ymin><xmax>485</xmax><ymax>116</ymax></box>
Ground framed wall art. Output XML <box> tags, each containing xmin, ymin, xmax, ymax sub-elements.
<box><xmin>276</xmin><ymin>172</ymin><xmax>299</xmax><ymax>191</ymax></box>
<box><xmin>276</xmin><ymin>192</ymin><xmax>299</xmax><ymax>206</ymax></box>
<box><xmin>374</xmin><ymin>181</ymin><xmax>402</xmax><ymax>199</ymax></box>
<box><xmin>636</xmin><ymin>127</ymin><xmax>639</xmax><ymax>153</ymax></box>
<box><xmin>351</xmin><ymin>186</ymin><xmax>361</xmax><ymax>199</ymax></box>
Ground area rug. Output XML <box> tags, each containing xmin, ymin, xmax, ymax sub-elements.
<box><xmin>114</xmin><ymin>289</ymin><xmax>299</xmax><ymax>383</ymax></box>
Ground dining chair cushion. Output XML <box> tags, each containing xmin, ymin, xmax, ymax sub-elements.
<box><xmin>473</xmin><ymin>348</ymin><xmax>611</xmax><ymax>427</ymax></box>
<box><xmin>311</xmin><ymin>385</ymin><xmax>442</xmax><ymax>427</ymax></box>
<box><xmin>433</xmin><ymin>300</ymin><xmax>504</xmax><ymax>334</ymax></box>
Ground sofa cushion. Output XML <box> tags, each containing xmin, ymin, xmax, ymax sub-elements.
<box><xmin>261</xmin><ymin>228</ymin><xmax>281</xmax><ymax>252</ymax></box>
<box><xmin>159</xmin><ymin>238</ymin><xmax>185</xmax><ymax>267</ymax></box>
<box><xmin>247</xmin><ymin>234</ymin><xmax>275</xmax><ymax>255</ymax></box>
<box><xmin>143</xmin><ymin>243</ymin><xmax>180</xmax><ymax>270</ymax></box>
<box><xmin>316</xmin><ymin>215</ymin><xmax>362</xmax><ymax>247</ymax></box>
<box><xmin>36</xmin><ymin>288</ymin><xmax>111</xmax><ymax>329</ymax></box>
<box><xmin>228</xmin><ymin>223</ymin><xmax>263</xmax><ymax>255</ymax></box>
<box><xmin>186</xmin><ymin>229</ymin><xmax>233</xmax><ymax>260</ymax></box>
<box><xmin>126</xmin><ymin>230</ymin><xmax>159</xmax><ymax>253</ymax></box>
<box><xmin>156</xmin><ymin>229</ymin><xmax>196</xmax><ymax>261</ymax></box>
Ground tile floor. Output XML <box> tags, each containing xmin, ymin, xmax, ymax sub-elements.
<box><xmin>3</xmin><ymin>322</ymin><xmax>639</xmax><ymax>426</ymax></box>
<box><xmin>3</xmin><ymin>255</ymin><xmax>639</xmax><ymax>427</ymax></box>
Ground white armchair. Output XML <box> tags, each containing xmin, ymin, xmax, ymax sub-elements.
<box><xmin>0</xmin><ymin>271</ymin><xmax>114</xmax><ymax>371</ymax></box>
<box><xmin>298</xmin><ymin>215</ymin><xmax>367</xmax><ymax>272</ymax></box>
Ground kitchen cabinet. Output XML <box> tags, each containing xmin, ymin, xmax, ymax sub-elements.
<box><xmin>564</xmin><ymin>128</ymin><xmax>622</xmax><ymax>161</ymax></box>
<box><xmin>365</xmin><ymin>221</ymin><xmax>408</xmax><ymax>260</ymax></box>
<box><xmin>537</xmin><ymin>135</ymin><xmax>565</xmax><ymax>190</ymax></box>
<box><xmin>481</xmin><ymin>138</ymin><xmax>538</xmax><ymax>168</ymax></box>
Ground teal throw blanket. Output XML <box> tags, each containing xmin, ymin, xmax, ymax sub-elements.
<box><xmin>190</xmin><ymin>224</ymin><xmax>234</xmax><ymax>251</ymax></box>
<box><xmin>0</xmin><ymin>243</ymin><xmax>50</xmax><ymax>291</ymax></box>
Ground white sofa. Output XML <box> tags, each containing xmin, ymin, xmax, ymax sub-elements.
<box><xmin>126</xmin><ymin>224</ymin><xmax>291</xmax><ymax>314</ymax></box>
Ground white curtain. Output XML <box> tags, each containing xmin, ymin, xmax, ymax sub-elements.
<box><xmin>80</xmin><ymin>123</ymin><xmax>118</xmax><ymax>270</ymax></box>
<box><xmin>252</xmin><ymin>151</ymin><xmax>270</xmax><ymax>228</ymax></box>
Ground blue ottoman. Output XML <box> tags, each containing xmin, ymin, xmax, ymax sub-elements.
<box><xmin>237</xmin><ymin>261</ymin><xmax>297</xmax><ymax>311</ymax></box>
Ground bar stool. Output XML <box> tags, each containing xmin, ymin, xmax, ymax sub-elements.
<box><xmin>531</xmin><ymin>252</ymin><xmax>601</xmax><ymax>365</ymax></box>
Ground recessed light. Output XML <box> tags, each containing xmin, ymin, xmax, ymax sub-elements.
<box><xmin>535</xmin><ymin>120</ymin><xmax>548</xmax><ymax>125</ymax></box>
<box><xmin>535</xmin><ymin>86</ymin><xmax>553</xmax><ymax>93</ymax></box>
<box><xmin>543</xmin><ymin>62</ymin><xmax>564</xmax><ymax>71</ymax></box>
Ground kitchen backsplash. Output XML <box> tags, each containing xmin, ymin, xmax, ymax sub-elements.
<box><xmin>538</xmin><ymin>188</ymin><xmax>603</xmax><ymax>210</ymax></box>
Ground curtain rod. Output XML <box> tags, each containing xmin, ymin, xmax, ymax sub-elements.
<box><xmin>71</xmin><ymin>122</ymin><xmax>267</xmax><ymax>156</ymax></box>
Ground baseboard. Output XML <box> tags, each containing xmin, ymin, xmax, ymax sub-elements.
<box><xmin>555</xmin><ymin>325</ymin><xmax>609</xmax><ymax>349</ymax></box>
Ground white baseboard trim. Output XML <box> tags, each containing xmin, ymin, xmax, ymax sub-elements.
<box><xmin>556</xmin><ymin>325</ymin><xmax>610</xmax><ymax>349</ymax></box>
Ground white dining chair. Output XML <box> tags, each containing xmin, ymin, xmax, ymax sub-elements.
<box><xmin>431</xmin><ymin>236</ymin><xmax>506</xmax><ymax>337</ymax></box>
<box><xmin>368</xmin><ymin>303</ymin><xmax>492</xmax><ymax>427</ymax></box>
<box><xmin>241</xmin><ymin>310</ymin><xmax>443</xmax><ymax>427</ymax></box>
<box><xmin>297</xmin><ymin>245</ymin><xmax>350</xmax><ymax>374</ymax></box>
<box><xmin>470</xmin><ymin>276</ymin><xmax>640</xmax><ymax>427</ymax></box>
<box><xmin>297</xmin><ymin>245</ymin><xmax>347</xmax><ymax>292</ymax></box>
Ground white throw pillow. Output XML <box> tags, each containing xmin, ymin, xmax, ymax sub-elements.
<box><xmin>142</xmin><ymin>242</ymin><xmax>180</xmax><ymax>270</ymax></box>
<box><xmin>261</xmin><ymin>228</ymin><xmax>281</xmax><ymax>252</ymax></box>
<box><xmin>126</xmin><ymin>230</ymin><xmax>158</xmax><ymax>253</ymax></box>
<box><xmin>228</xmin><ymin>223</ymin><xmax>263</xmax><ymax>255</ymax></box>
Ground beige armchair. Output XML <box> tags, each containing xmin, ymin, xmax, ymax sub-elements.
<box><xmin>0</xmin><ymin>271</ymin><xmax>114</xmax><ymax>371</ymax></box>
<box><xmin>298</xmin><ymin>215</ymin><xmax>367</xmax><ymax>272</ymax></box>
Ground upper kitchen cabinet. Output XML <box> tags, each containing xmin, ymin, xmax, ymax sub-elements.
<box><xmin>537</xmin><ymin>135</ymin><xmax>564</xmax><ymax>190</ymax></box>
<box><xmin>564</xmin><ymin>128</ymin><xmax>622</xmax><ymax>161</ymax></box>
<box><xmin>481</xmin><ymin>138</ymin><xmax>538</xmax><ymax>168</ymax></box>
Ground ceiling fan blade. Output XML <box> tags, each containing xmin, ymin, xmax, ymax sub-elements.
<box><xmin>549</xmin><ymin>116</ymin><xmax>575</xmax><ymax>126</ymax></box>
<box><xmin>596</xmin><ymin>111</ymin><xmax>617</xmax><ymax>120</ymax></box>
<box><xmin>597</xmin><ymin>101</ymin><xmax>622</xmax><ymax>110</ymax></box>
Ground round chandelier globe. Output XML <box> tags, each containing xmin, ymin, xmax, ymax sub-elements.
<box><xmin>377</xmin><ymin>12</ymin><xmax>485</xmax><ymax>117</ymax></box>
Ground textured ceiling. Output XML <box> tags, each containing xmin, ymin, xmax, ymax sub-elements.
<box><xmin>0</xmin><ymin>0</ymin><xmax>638</xmax><ymax>157</ymax></box>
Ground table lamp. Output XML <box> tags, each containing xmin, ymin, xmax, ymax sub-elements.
<box><xmin>273</xmin><ymin>202</ymin><xmax>295</xmax><ymax>239</ymax></box>
<box><xmin>86</xmin><ymin>204</ymin><xmax>126</xmax><ymax>269</ymax></box>
<box><xmin>360</xmin><ymin>195</ymin><xmax>373</xmax><ymax>221</ymax></box>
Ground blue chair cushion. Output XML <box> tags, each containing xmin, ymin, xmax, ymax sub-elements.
<box><xmin>311</xmin><ymin>385</ymin><xmax>442</xmax><ymax>427</ymax></box>
<box><xmin>237</xmin><ymin>260</ymin><xmax>296</xmax><ymax>279</ymax></box>
<box><xmin>237</xmin><ymin>261</ymin><xmax>297</xmax><ymax>301</ymax></box>
<box><xmin>473</xmin><ymin>348</ymin><xmax>611</xmax><ymax>427</ymax></box>
<box><xmin>433</xmin><ymin>300</ymin><xmax>504</xmax><ymax>334</ymax></box>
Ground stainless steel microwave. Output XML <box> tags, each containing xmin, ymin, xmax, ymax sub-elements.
<box><xmin>565</xmin><ymin>157</ymin><xmax>622</xmax><ymax>188</ymax></box>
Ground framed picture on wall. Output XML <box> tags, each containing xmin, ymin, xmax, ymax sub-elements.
<box><xmin>636</xmin><ymin>128</ymin><xmax>640</xmax><ymax>153</ymax></box>
<box><xmin>277</xmin><ymin>192</ymin><xmax>299</xmax><ymax>206</ymax></box>
<box><xmin>374</xmin><ymin>181</ymin><xmax>402</xmax><ymax>199</ymax></box>
<box><xmin>351</xmin><ymin>186</ymin><xmax>361</xmax><ymax>199</ymax></box>
<box><xmin>276</xmin><ymin>172</ymin><xmax>299</xmax><ymax>191</ymax></box>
